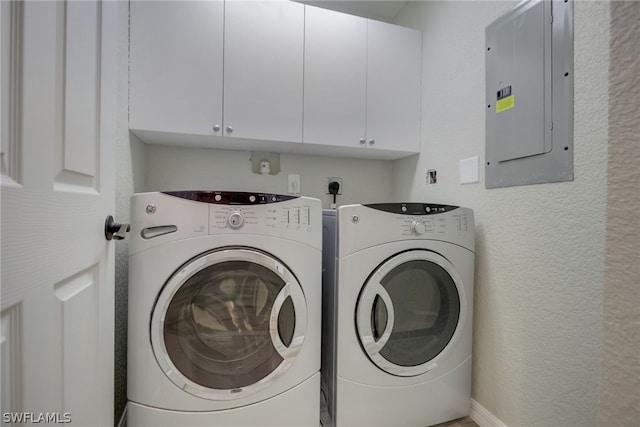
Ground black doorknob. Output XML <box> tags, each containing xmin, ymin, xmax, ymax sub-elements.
<box><xmin>105</xmin><ymin>215</ymin><xmax>130</xmax><ymax>241</ymax></box>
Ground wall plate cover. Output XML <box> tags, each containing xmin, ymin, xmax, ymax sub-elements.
<box><xmin>460</xmin><ymin>156</ymin><xmax>479</xmax><ymax>184</ymax></box>
<box><xmin>288</xmin><ymin>174</ymin><xmax>301</xmax><ymax>194</ymax></box>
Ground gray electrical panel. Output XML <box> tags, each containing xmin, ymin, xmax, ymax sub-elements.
<box><xmin>485</xmin><ymin>0</ymin><xmax>573</xmax><ymax>189</ymax></box>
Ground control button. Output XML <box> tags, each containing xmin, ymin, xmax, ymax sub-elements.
<box><xmin>214</xmin><ymin>194</ymin><xmax>222</xmax><ymax>202</ymax></box>
<box><xmin>249</xmin><ymin>195</ymin><xmax>256</xmax><ymax>203</ymax></box>
<box><xmin>401</xmin><ymin>206</ymin><xmax>407</xmax><ymax>212</ymax></box>
<box><xmin>146</xmin><ymin>204</ymin><xmax>156</xmax><ymax>215</ymax></box>
<box><xmin>411</xmin><ymin>220</ymin><xmax>427</xmax><ymax>235</ymax></box>
<box><xmin>227</xmin><ymin>212</ymin><xmax>245</xmax><ymax>229</ymax></box>
<box><xmin>425</xmin><ymin>206</ymin><xmax>431</xmax><ymax>213</ymax></box>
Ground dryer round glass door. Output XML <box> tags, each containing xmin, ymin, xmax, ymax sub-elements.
<box><xmin>151</xmin><ymin>248</ymin><xmax>307</xmax><ymax>400</ymax></box>
<box><xmin>356</xmin><ymin>250</ymin><xmax>465</xmax><ymax>377</ymax></box>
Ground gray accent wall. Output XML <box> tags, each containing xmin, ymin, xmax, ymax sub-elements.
<box><xmin>599</xmin><ymin>1</ymin><xmax>640</xmax><ymax>424</ymax></box>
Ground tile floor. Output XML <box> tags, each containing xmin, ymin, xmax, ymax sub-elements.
<box><xmin>433</xmin><ymin>416</ymin><xmax>479</xmax><ymax>427</ymax></box>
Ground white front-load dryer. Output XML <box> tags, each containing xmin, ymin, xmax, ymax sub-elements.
<box><xmin>322</xmin><ymin>203</ymin><xmax>475</xmax><ymax>427</ymax></box>
<box><xmin>128</xmin><ymin>191</ymin><xmax>321</xmax><ymax>426</ymax></box>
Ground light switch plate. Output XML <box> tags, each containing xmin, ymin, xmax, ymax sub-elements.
<box><xmin>460</xmin><ymin>156</ymin><xmax>479</xmax><ymax>184</ymax></box>
<box><xmin>288</xmin><ymin>174</ymin><xmax>301</xmax><ymax>194</ymax></box>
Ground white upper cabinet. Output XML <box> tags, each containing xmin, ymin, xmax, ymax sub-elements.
<box><xmin>304</xmin><ymin>6</ymin><xmax>421</xmax><ymax>156</ymax></box>
<box><xmin>366</xmin><ymin>20</ymin><xmax>422</xmax><ymax>154</ymax></box>
<box><xmin>129</xmin><ymin>0</ymin><xmax>224</xmax><ymax>135</ymax></box>
<box><xmin>303</xmin><ymin>6</ymin><xmax>367</xmax><ymax>149</ymax></box>
<box><xmin>224</xmin><ymin>0</ymin><xmax>304</xmax><ymax>143</ymax></box>
<box><xmin>128</xmin><ymin>1</ymin><xmax>421</xmax><ymax>159</ymax></box>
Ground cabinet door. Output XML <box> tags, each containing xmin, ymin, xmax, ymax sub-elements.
<box><xmin>129</xmin><ymin>0</ymin><xmax>223</xmax><ymax>135</ymax></box>
<box><xmin>224</xmin><ymin>0</ymin><xmax>304</xmax><ymax>143</ymax></box>
<box><xmin>366</xmin><ymin>20</ymin><xmax>422</xmax><ymax>152</ymax></box>
<box><xmin>303</xmin><ymin>6</ymin><xmax>367</xmax><ymax>148</ymax></box>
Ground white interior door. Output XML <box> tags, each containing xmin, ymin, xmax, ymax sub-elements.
<box><xmin>1</xmin><ymin>1</ymin><xmax>119</xmax><ymax>425</ymax></box>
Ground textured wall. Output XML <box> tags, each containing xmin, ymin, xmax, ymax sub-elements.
<box><xmin>143</xmin><ymin>145</ymin><xmax>394</xmax><ymax>209</ymax></box>
<box><xmin>598</xmin><ymin>2</ymin><xmax>640</xmax><ymax>425</ymax></box>
<box><xmin>392</xmin><ymin>1</ymin><xmax>609</xmax><ymax>426</ymax></box>
<box><xmin>114</xmin><ymin>5</ymin><xmax>147</xmax><ymax>421</ymax></box>
<box><xmin>113</xmin><ymin>2</ymin><xmax>130</xmax><ymax>422</ymax></box>
<box><xmin>114</xmin><ymin>132</ymin><xmax>145</xmax><ymax>424</ymax></box>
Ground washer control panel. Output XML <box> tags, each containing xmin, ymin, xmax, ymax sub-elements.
<box><xmin>181</xmin><ymin>191</ymin><xmax>320</xmax><ymax>242</ymax></box>
<box><xmin>212</xmin><ymin>204</ymin><xmax>314</xmax><ymax>232</ymax></box>
<box><xmin>131</xmin><ymin>192</ymin><xmax>322</xmax><ymax>254</ymax></box>
<box><xmin>163</xmin><ymin>191</ymin><xmax>296</xmax><ymax>205</ymax></box>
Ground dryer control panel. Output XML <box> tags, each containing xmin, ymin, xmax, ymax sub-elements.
<box><xmin>398</xmin><ymin>212</ymin><xmax>470</xmax><ymax>237</ymax></box>
<box><xmin>338</xmin><ymin>203</ymin><xmax>475</xmax><ymax>256</ymax></box>
<box><xmin>364</xmin><ymin>202</ymin><xmax>469</xmax><ymax>237</ymax></box>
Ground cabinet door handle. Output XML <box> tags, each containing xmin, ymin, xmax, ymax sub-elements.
<box><xmin>226</xmin><ymin>125</ymin><xmax>234</xmax><ymax>134</ymax></box>
<box><xmin>213</xmin><ymin>124</ymin><xmax>221</xmax><ymax>132</ymax></box>
<box><xmin>368</xmin><ymin>139</ymin><xmax>376</xmax><ymax>145</ymax></box>
<box><xmin>359</xmin><ymin>138</ymin><xmax>366</xmax><ymax>145</ymax></box>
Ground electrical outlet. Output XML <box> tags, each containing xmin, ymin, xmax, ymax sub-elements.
<box><xmin>326</xmin><ymin>177</ymin><xmax>343</xmax><ymax>194</ymax></box>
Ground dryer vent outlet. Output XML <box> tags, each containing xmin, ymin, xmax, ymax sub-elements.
<box><xmin>427</xmin><ymin>170</ymin><xmax>437</xmax><ymax>185</ymax></box>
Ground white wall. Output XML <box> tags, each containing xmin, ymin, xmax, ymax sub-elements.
<box><xmin>142</xmin><ymin>144</ymin><xmax>395</xmax><ymax>208</ymax></box>
<box><xmin>115</xmin><ymin>52</ymin><xmax>147</xmax><ymax>427</ymax></box>
<box><xmin>392</xmin><ymin>1</ymin><xmax>610</xmax><ymax>426</ymax></box>
<box><xmin>115</xmin><ymin>131</ymin><xmax>145</xmax><ymax>421</ymax></box>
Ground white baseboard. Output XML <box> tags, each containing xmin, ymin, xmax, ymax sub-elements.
<box><xmin>469</xmin><ymin>399</ymin><xmax>507</xmax><ymax>427</ymax></box>
<box><xmin>117</xmin><ymin>404</ymin><xmax>127</xmax><ymax>427</ymax></box>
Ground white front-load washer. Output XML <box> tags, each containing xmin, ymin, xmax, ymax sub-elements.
<box><xmin>322</xmin><ymin>203</ymin><xmax>475</xmax><ymax>427</ymax></box>
<box><xmin>128</xmin><ymin>191</ymin><xmax>321</xmax><ymax>426</ymax></box>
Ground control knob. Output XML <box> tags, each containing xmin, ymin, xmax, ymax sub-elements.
<box><xmin>227</xmin><ymin>212</ymin><xmax>245</xmax><ymax>229</ymax></box>
<box><xmin>411</xmin><ymin>220</ymin><xmax>427</xmax><ymax>235</ymax></box>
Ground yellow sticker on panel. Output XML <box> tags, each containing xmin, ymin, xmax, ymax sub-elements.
<box><xmin>496</xmin><ymin>95</ymin><xmax>515</xmax><ymax>113</ymax></box>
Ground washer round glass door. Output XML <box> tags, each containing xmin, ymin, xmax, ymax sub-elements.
<box><xmin>151</xmin><ymin>248</ymin><xmax>307</xmax><ymax>400</ymax></box>
<box><xmin>356</xmin><ymin>250</ymin><xmax>465</xmax><ymax>377</ymax></box>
